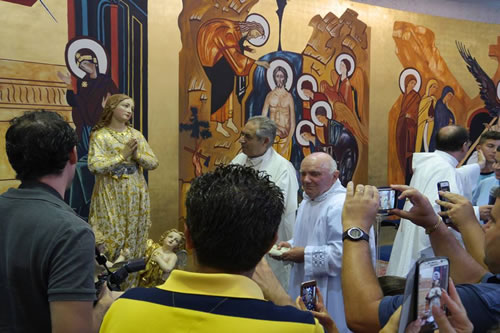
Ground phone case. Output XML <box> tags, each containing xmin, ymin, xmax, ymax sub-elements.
<box><xmin>398</xmin><ymin>257</ymin><xmax>449</xmax><ymax>333</ymax></box>
<box><xmin>300</xmin><ymin>280</ymin><xmax>317</xmax><ymax>311</ymax></box>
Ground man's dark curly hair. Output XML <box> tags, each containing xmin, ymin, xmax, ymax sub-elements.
<box><xmin>5</xmin><ymin>110</ymin><xmax>77</xmax><ymax>181</ymax></box>
<box><xmin>186</xmin><ymin>164</ymin><xmax>284</xmax><ymax>273</ymax></box>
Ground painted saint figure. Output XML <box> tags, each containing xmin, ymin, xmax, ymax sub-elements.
<box><xmin>300</xmin><ymin>80</ymin><xmax>328</xmax><ymax>121</ymax></box>
<box><xmin>262</xmin><ymin>66</ymin><xmax>295</xmax><ymax>160</ymax></box>
<box><xmin>396</xmin><ymin>74</ymin><xmax>421</xmax><ymax>184</ymax></box>
<box><xmin>429</xmin><ymin>86</ymin><xmax>456</xmax><ymax>151</ymax></box>
<box><xmin>197</xmin><ymin>18</ymin><xmax>270</xmax><ymax>137</ymax></box>
<box><xmin>139</xmin><ymin>229</ymin><xmax>187</xmax><ymax>287</ymax></box>
<box><xmin>88</xmin><ymin>94</ymin><xmax>158</xmax><ymax>286</ymax></box>
<box><xmin>59</xmin><ymin>43</ymin><xmax>118</xmax><ymax>157</ymax></box>
<box><xmin>416</xmin><ymin>79</ymin><xmax>438</xmax><ymax>152</ymax></box>
<box><xmin>321</xmin><ymin>56</ymin><xmax>359</xmax><ymax>120</ymax></box>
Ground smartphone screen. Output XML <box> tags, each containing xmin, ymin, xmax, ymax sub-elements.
<box><xmin>300</xmin><ymin>280</ymin><xmax>317</xmax><ymax>311</ymax></box>
<box><xmin>437</xmin><ymin>181</ymin><xmax>451</xmax><ymax>224</ymax></box>
<box><xmin>416</xmin><ymin>258</ymin><xmax>449</xmax><ymax>333</ymax></box>
<box><xmin>377</xmin><ymin>187</ymin><xmax>397</xmax><ymax>214</ymax></box>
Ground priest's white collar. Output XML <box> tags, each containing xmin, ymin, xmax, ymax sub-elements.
<box><xmin>245</xmin><ymin>147</ymin><xmax>272</xmax><ymax>169</ymax></box>
<box><xmin>304</xmin><ymin>179</ymin><xmax>342</xmax><ymax>202</ymax></box>
<box><xmin>434</xmin><ymin>150</ymin><xmax>459</xmax><ymax>167</ymax></box>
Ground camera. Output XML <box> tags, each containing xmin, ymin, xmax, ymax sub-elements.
<box><xmin>94</xmin><ymin>248</ymin><xmax>146</xmax><ymax>301</ymax></box>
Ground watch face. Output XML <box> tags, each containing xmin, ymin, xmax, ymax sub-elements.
<box><xmin>349</xmin><ymin>228</ymin><xmax>362</xmax><ymax>238</ymax></box>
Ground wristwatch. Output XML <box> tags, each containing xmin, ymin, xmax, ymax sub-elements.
<box><xmin>342</xmin><ymin>227</ymin><xmax>369</xmax><ymax>242</ymax></box>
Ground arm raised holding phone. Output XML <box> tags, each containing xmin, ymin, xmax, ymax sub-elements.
<box><xmin>390</xmin><ymin>185</ymin><xmax>488</xmax><ymax>284</ymax></box>
<box><xmin>436</xmin><ymin>191</ymin><xmax>487</xmax><ymax>270</ymax></box>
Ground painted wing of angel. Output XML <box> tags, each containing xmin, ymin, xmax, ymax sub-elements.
<box><xmin>457</xmin><ymin>41</ymin><xmax>500</xmax><ymax>120</ymax></box>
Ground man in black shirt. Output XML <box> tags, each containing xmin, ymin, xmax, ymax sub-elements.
<box><xmin>0</xmin><ymin>111</ymin><xmax>111</xmax><ymax>332</ymax></box>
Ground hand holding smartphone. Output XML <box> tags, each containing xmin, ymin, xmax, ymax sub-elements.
<box><xmin>437</xmin><ymin>181</ymin><xmax>452</xmax><ymax>225</ymax></box>
<box><xmin>300</xmin><ymin>280</ymin><xmax>317</xmax><ymax>311</ymax></box>
<box><xmin>398</xmin><ymin>257</ymin><xmax>450</xmax><ymax>333</ymax></box>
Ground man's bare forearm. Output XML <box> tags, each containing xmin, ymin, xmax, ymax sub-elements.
<box><xmin>429</xmin><ymin>222</ymin><xmax>488</xmax><ymax>283</ymax></box>
<box><xmin>342</xmin><ymin>240</ymin><xmax>382</xmax><ymax>332</ymax></box>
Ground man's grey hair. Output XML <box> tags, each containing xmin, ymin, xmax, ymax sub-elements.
<box><xmin>248</xmin><ymin>116</ymin><xmax>276</xmax><ymax>148</ymax></box>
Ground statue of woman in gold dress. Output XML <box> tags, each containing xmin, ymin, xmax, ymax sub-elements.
<box><xmin>88</xmin><ymin>94</ymin><xmax>159</xmax><ymax>286</ymax></box>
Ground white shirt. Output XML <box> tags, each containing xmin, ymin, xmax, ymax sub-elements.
<box><xmin>387</xmin><ymin>150</ymin><xmax>480</xmax><ymax>277</ymax></box>
<box><xmin>288</xmin><ymin>181</ymin><xmax>376</xmax><ymax>333</ymax></box>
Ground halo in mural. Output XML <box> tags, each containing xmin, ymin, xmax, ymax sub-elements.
<box><xmin>497</xmin><ymin>81</ymin><xmax>500</xmax><ymax>100</ymax></box>
<box><xmin>335</xmin><ymin>53</ymin><xmax>356</xmax><ymax>77</ymax></box>
<box><xmin>266</xmin><ymin>58</ymin><xmax>293</xmax><ymax>91</ymax></box>
<box><xmin>65</xmin><ymin>37</ymin><xmax>109</xmax><ymax>79</ymax></box>
<box><xmin>399</xmin><ymin>68</ymin><xmax>422</xmax><ymax>93</ymax></box>
<box><xmin>297</xmin><ymin>74</ymin><xmax>318</xmax><ymax>101</ymax></box>
<box><xmin>311</xmin><ymin>101</ymin><xmax>333</xmax><ymax>127</ymax></box>
<box><xmin>295</xmin><ymin>120</ymin><xmax>316</xmax><ymax>146</ymax></box>
<box><xmin>245</xmin><ymin>14</ymin><xmax>270</xmax><ymax>47</ymax></box>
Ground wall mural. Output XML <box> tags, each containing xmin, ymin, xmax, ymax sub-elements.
<box><xmin>178</xmin><ymin>0</ymin><xmax>370</xmax><ymax>220</ymax></box>
<box><xmin>387</xmin><ymin>21</ymin><xmax>500</xmax><ymax>185</ymax></box>
<box><xmin>0</xmin><ymin>0</ymin><xmax>148</xmax><ymax>219</ymax></box>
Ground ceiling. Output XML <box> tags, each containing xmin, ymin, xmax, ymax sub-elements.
<box><xmin>349</xmin><ymin>0</ymin><xmax>500</xmax><ymax>24</ymax></box>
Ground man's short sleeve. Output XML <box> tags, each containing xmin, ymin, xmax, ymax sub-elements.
<box><xmin>379</xmin><ymin>283</ymin><xmax>500</xmax><ymax>332</ymax></box>
<box><xmin>378</xmin><ymin>294</ymin><xmax>403</xmax><ymax>327</ymax></box>
<box><xmin>47</xmin><ymin>222</ymin><xmax>96</xmax><ymax>302</ymax></box>
<box><xmin>454</xmin><ymin>283</ymin><xmax>500</xmax><ymax>332</ymax></box>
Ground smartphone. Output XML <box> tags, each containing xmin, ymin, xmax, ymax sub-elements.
<box><xmin>437</xmin><ymin>181</ymin><xmax>451</xmax><ymax>225</ymax></box>
<box><xmin>416</xmin><ymin>257</ymin><xmax>449</xmax><ymax>332</ymax></box>
<box><xmin>398</xmin><ymin>257</ymin><xmax>449</xmax><ymax>333</ymax></box>
<box><xmin>300</xmin><ymin>280</ymin><xmax>317</xmax><ymax>311</ymax></box>
<box><xmin>377</xmin><ymin>187</ymin><xmax>397</xmax><ymax>214</ymax></box>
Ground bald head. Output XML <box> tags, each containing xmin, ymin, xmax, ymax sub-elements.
<box><xmin>300</xmin><ymin>153</ymin><xmax>339</xmax><ymax>199</ymax></box>
<box><xmin>436</xmin><ymin>125</ymin><xmax>469</xmax><ymax>153</ymax></box>
<box><xmin>302</xmin><ymin>153</ymin><xmax>337</xmax><ymax>174</ymax></box>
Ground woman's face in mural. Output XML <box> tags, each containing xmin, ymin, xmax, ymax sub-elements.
<box><xmin>429</xmin><ymin>83</ymin><xmax>438</xmax><ymax>96</ymax></box>
<box><xmin>340</xmin><ymin>61</ymin><xmax>347</xmax><ymax>76</ymax></box>
<box><xmin>406</xmin><ymin>79</ymin><xmax>417</xmax><ymax>93</ymax></box>
<box><xmin>444</xmin><ymin>92</ymin><xmax>454</xmax><ymax>104</ymax></box>
<box><xmin>112</xmin><ymin>98</ymin><xmax>134</xmax><ymax>124</ymax></box>
<box><xmin>79</xmin><ymin>60</ymin><xmax>97</xmax><ymax>75</ymax></box>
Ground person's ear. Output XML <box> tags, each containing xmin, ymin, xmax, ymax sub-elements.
<box><xmin>184</xmin><ymin>222</ymin><xmax>194</xmax><ymax>250</ymax></box>
<box><xmin>265</xmin><ymin>232</ymin><xmax>279</xmax><ymax>253</ymax></box>
<box><xmin>69</xmin><ymin>146</ymin><xmax>77</xmax><ymax>165</ymax></box>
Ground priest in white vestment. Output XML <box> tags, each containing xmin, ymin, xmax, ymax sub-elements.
<box><xmin>231</xmin><ymin>116</ymin><xmax>299</xmax><ymax>290</ymax></box>
<box><xmin>387</xmin><ymin>125</ymin><xmax>483</xmax><ymax>277</ymax></box>
<box><xmin>275</xmin><ymin>152</ymin><xmax>375</xmax><ymax>333</ymax></box>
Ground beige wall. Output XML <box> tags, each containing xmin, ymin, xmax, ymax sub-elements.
<box><xmin>0</xmin><ymin>1</ymin><xmax>70</xmax><ymax>194</ymax></box>
<box><xmin>148</xmin><ymin>1</ymin><xmax>182</xmax><ymax>238</ymax></box>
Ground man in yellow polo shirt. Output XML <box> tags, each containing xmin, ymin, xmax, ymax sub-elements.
<box><xmin>100</xmin><ymin>165</ymin><xmax>329</xmax><ymax>332</ymax></box>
